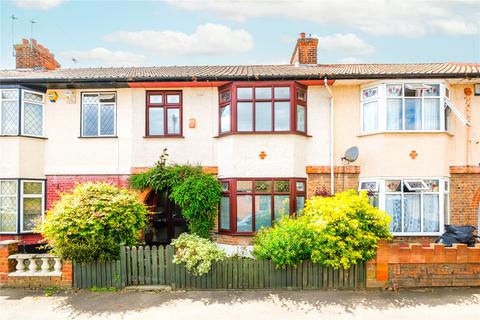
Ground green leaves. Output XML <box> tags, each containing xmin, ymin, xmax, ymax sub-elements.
<box><xmin>38</xmin><ymin>183</ymin><xmax>148</xmax><ymax>262</ymax></box>
<box><xmin>172</xmin><ymin>233</ymin><xmax>226</xmax><ymax>276</ymax></box>
<box><xmin>129</xmin><ymin>150</ymin><xmax>221</xmax><ymax>239</ymax></box>
<box><xmin>253</xmin><ymin>190</ymin><xmax>392</xmax><ymax>269</ymax></box>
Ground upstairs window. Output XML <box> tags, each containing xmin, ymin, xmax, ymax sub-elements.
<box><xmin>218</xmin><ymin>82</ymin><xmax>307</xmax><ymax>135</ymax></box>
<box><xmin>360</xmin><ymin>82</ymin><xmax>467</xmax><ymax>134</ymax></box>
<box><xmin>81</xmin><ymin>92</ymin><xmax>116</xmax><ymax>137</ymax></box>
<box><xmin>146</xmin><ymin>91</ymin><xmax>182</xmax><ymax>137</ymax></box>
<box><xmin>0</xmin><ymin>88</ymin><xmax>45</xmax><ymax>137</ymax></box>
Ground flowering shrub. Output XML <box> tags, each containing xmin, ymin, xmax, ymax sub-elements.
<box><xmin>39</xmin><ymin>183</ymin><xmax>148</xmax><ymax>262</ymax></box>
<box><xmin>171</xmin><ymin>233</ymin><xmax>226</xmax><ymax>276</ymax></box>
<box><xmin>253</xmin><ymin>190</ymin><xmax>391</xmax><ymax>269</ymax></box>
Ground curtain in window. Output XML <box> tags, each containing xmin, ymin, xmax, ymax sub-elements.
<box><xmin>423</xmin><ymin>194</ymin><xmax>439</xmax><ymax>232</ymax></box>
<box><xmin>404</xmin><ymin>194</ymin><xmax>421</xmax><ymax>232</ymax></box>
<box><xmin>424</xmin><ymin>98</ymin><xmax>440</xmax><ymax>130</ymax></box>
<box><xmin>220</xmin><ymin>196</ymin><xmax>230</xmax><ymax>229</ymax></box>
<box><xmin>405</xmin><ymin>99</ymin><xmax>422</xmax><ymax>130</ymax></box>
<box><xmin>386</xmin><ymin>98</ymin><xmax>402</xmax><ymax>130</ymax></box>
<box><xmin>385</xmin><ymin>195</ymin><xmax>402</xmax><ymax>232</ymax></box>
<box><xmin>362</xmin><ymin>101</ymin><xmax>378</xmax><ymax>132</ymax></box>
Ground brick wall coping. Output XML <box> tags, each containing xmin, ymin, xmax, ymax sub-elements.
<box><xmin>0</xmin><ymin>240</ymin><xmax>21</xmax><ymax>247</ymax></box>
<box><xmin>306</xmin><ymin>165</ymin><xmax>361</xmax><ymax>174</ymax></box>
<box><xmin>375</xmin><ymin>240</ymin><xmax>480</xmax><ymax>264</ymax></box>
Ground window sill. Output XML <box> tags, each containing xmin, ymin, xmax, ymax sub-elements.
<box><xmin>143</xmin><ymin>135</ymin><xmax>184</xmax><ymax>139</ymax></box>
<box><xmin>217</xmin><ymin>231</ymin><xmax>256</xmax><ymax>236</ymax></box>
<box><xmin>215</xmin><ymin>132</ymin><xmax>312</xmax><ymax>138</ymax></box>
<box><xmin>78</xmin><ymin>136</ymin><xmax>118</xmax><ymax>139</ymax></box>
<box><xmin>0</xmin><ymin>135</ymin><xmax>47</xmax><ymax>140</ymax></box>
<box><xmin>392</xmin><ymin>232</ymin><xmax>442</xmax><ymax>237</ymax></box>
<box><xmin>358</xmin><ymin>130</ymin><xmax>454</xmax><ymax>137</ymax></box>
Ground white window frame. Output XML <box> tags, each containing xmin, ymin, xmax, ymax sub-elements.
<box><xmin>0</xmin><ymin>179</ymin><xmax>18</xmax><ymax>234</ymax></box>
<box><xmin>0</xmin><ymin>88</ymin><xmax>20</xmax><ymax>136</ymax></box>
<box><xmin>21</xmin><ymin>89</ymin><xmax>45</xmax><ymax>137</ymax></box>
<box><xmin>360</xmin><ymin>177</ymin><xmax>448</xmax><ymax>236</ymax></box>
<box><xmin>81</xmin><ymin>92</ymin><xmax>117</xmax><ymax>137</ymax></box>
<box><xmin>359</xmin><ymin>80</ymin><xmax>468</xmax><ymax>134</ymax></box>
<box><xmin>404</xmin><ymin>180</ymin><xmax>429</xmax><ymax>191</ymax></box>
<box><xmin>359</xmin><ymin>180</ymin><xmax>379</xmax><ymax>192</ymax></box>
<box><xmin>19</xmin><ymin>180</ymin><xmax>45</xmax><ymax>233</ymax></box>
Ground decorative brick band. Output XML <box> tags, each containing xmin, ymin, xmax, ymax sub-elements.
<box><xmin>306</xmin><ymin>165</ymin><xmax>361</xmax><ymax>174</ymax></box>
<box><xmin>450</xmin><ymin>166</ymin><xmax>480</xmax><ymax>174</ymax></box>
<box><xmin>131</xmin><ymin>166</ymin><xmax>219</xmax><ymax>175</ymax></box>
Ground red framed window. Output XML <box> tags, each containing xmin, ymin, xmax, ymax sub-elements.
<box><xmin>218</xmin><ymin>178</ymin><xmax>307</xmax><ymax>234</ymax></box>
<box><xmin>146</xmin><ymin>91</ymin><xmax>182</xmax><ymax>137</ymax></box>
<box><xmin>218</xmin><ymin>82</ymin><xmax>307</xmax><ymax>135</ymax></box>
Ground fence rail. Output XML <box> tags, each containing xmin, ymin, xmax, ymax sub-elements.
<box><xmin>73</xmin><ymin>245</ymin><xmax>366</xmax><ymax>290</ymax></box>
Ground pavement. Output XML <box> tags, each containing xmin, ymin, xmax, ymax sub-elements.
<box><xmin>1</xmin><ymin>287</ymin><xmax>480</xmax><ymax>320</ymax></box>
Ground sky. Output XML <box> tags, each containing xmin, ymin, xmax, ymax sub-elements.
<box><xmin>0</xmin><ymin>0</ymin><xmax>479</xmax><ymax>69</ymax></box>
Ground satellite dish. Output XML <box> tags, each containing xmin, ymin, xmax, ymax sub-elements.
<box><xmin>342</xmin><ymin>146</ymin><xmax>359</xmax><ymax>162</ymax></box>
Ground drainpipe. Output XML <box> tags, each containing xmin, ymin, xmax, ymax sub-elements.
<box><xmin>324</xmin><ymin>77</ymin><xmax>334</xmax><ymax>195</ymax></box>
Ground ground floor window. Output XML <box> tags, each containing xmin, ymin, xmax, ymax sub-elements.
<box><xmin>359</xmin><ymin>177</ymin><xmax>448</xmax><ymax>235</ymax></box>
<box><xmin>219</xmin><ymin>178</ymin><xmax>306</xmax><ymax>234</ymax></box>
<box><xmin>0</xmin><ymin>179</ymin><xmax>44</xmax><ymax>234</ymax></box>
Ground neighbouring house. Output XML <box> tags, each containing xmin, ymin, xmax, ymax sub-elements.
<box><xmin>0</xmin><ymin>34</ymin><xmax>479</xmax><ymax>250</ymax></box>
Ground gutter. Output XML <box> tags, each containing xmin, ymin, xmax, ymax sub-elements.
<box><xmin>324</xmin><ymin>77</ymin><xmax>335</xmax><ymax>195</ymax></box>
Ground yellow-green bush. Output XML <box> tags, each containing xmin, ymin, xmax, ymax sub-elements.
<box><xmin>253</xmin><ymin>190</ymin><xmax>391</xmax><ymax>269</ymax></box>
<box><xmin>38</xmin><ymin>183</ymin><xmax>148</xmax><ymax>262</ymax></box>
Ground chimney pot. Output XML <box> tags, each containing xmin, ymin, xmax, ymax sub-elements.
<box><xmin>300</xmin><ymin>32</ymin><xmax>306</xmax><ymax>39</ymax></box>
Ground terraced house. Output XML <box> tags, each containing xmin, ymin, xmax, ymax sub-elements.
<box><xmin>1</xmin><ymin>34</ymin><xmax>480</xmax><ymax>250</ymax></box>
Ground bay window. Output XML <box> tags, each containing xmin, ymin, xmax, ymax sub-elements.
<box><xmin>0</xmin><ymin>88</ymin><xmax>45</xmax><ymax>137</ymax></box>
<box><xmin>146</xmin><ymin>91</ymin><xmax>182</xmax><ymax>137</ymax></box>
<box><xmin>218</xmin><ymin>82</ymin><xmax>307</xmax><ymax>135</ymax></box>
<box><xmin>359</xmin><ymin>178</ymin><xmax>448</xmax><ymax>235</ymax></box>
<box><xmin>0</xmin><ymin>179</ymin><xmax>45</xmax><ymax>234</ymax></box>
<box><xmin>361</xmin><ymin>82</ymin><xmax>467</xmax><ymax>134</ymax></box>
<box><xmin>81</xmin><ymin>92</ymin><xmax>116</xmax><ymax>137</ymax></box>
<box><xmin>219</xmin><ymin>178</ymin><xmax>306</xmax><ymax>234</ymax></box>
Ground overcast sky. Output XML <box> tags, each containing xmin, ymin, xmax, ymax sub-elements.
<box><xmin>1</xmin><ymin>0</ymin><xmax>479</xmax><ymax>69</ymax></box>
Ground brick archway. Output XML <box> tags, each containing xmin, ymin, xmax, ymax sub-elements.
<box><xmin>139</xmin><ymin>187</ymin><xmax>154</xmax><ymax>203</ymax></box>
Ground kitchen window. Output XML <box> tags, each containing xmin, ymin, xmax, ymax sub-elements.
<box><xmin>359</xmin><ymin>177</ymin><xmax>448</xmax><ymax>235</ymax></box>
<box><xmin>218</xmin><ymin>82</ymin><xmax>307</xmax><ymax>135</ymax></box>
<box><xmin>0</xmin><ymin>88</ymin><xmax>45</xmax><ymax>137</ymax></box>
<box><xmin>81</xmin><ymin>92</ymin><xmax>116</xmax><ymax>137</ymax></box>
<box><xmin>361</xmin><ymin>82</ymin><xmax>468</xmax><ymax>134</ymax></box>
<box><xmin>146</xmin><ymin>91</ymin><xmax>182</xmax><ymax>137</ymax></box>
<box><xmin>219</xmin><ymin>178</ymin><xmax>306</xmax><ymax>234</ymax></box>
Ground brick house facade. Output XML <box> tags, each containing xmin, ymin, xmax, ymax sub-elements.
<box><xmin>1</xmin><ymin>36</ymin><xmax>480</xmax><ymax>249</ymax></box>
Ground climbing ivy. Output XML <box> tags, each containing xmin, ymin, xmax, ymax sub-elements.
<box><xmin>129</xmin><ymin>149</ymin><xmax>221</xmax><ymax>238</ymax></box>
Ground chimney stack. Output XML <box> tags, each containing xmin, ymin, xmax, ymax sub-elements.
<box><xmin>14</xmin><ymin>39</ymin><xmax>60</xmax><ymax>70</ymax></box>
<box><xmin>290</xmin><ymin>32</ymin><xmax>318</xmax><ymax>65</ymax></box>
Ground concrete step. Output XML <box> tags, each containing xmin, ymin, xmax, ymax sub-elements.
<box><xmin>124</xmin><ymin>285</ymin><xmax>172</xmax><ymax>292</ymax></box>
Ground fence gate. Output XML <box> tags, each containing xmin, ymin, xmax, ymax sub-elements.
<box><xmin>74</xmin><ymin>245</ymin><xmax>367</xmax><ymax>290</ymax></box>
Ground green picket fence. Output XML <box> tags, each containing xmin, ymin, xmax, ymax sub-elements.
<box><xmin>74</xmin><ymin>245</ymin><xmax>366</xmax><ymax>290</ymax></box>
<box><xmin>73</xmin><ymin>260</ymin><xmax>122</xmax><ymax>289</ymax></box>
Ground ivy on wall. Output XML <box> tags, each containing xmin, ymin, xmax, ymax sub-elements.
<box><xmin>129</xmin><ymin>149</ymin><xmax>221</xmax><ymax>238</ymax></box>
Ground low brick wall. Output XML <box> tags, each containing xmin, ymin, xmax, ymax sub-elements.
<box><xmin>0</xmin><ymin>240</ymin><xmax>72</xmax><ymax>289</ymax></box>
<box><xmin>367</xmin><ymin>240</ymin><xmax>480</xmax><ymax>288</ymax></box>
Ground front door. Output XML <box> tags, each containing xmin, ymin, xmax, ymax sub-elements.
<box><xmin>144</xmin><ymin>189</ymin><xmax>188</xmax><ymax>245</ymax></box>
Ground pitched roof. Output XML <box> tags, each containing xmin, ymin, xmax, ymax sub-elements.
<box><xmin>1</xmin><ymin>63</ymin><xmax>479</xmax><ymax>83</ymax></box>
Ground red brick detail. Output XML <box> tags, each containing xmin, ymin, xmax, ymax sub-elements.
<box><xmin>0</xmin><ymin>241</ymin><xmax>19</xmax><ymax>286</ymax></box>
<box><xmin>306</xmin><ymin>171</ymin><xmax>360</xmax><ymax>198</ymax></box>
<box><xmin>131</xmin><ymin>166</ymin><xmax>219</xmax><ymax>175</ymax></box>
<box><xmin>212</xmin><ymin>234</ymin><xmax>253</xmax><ymax>246</ymax></box>
<box><xmin>0</xmin><ymin>234</ymin><xmax>44</xmax><ymax>246</ymax></box>
<box><xmin>450</xmin><ymin>166</ymin><xmax>480</xmax><ymax>174</ymax></box>
<box><xmin>46</xmin><ymin>175</ymin><xmax>130</xmax><ymax>210</ymax></box>
<box><xmin>14</xmin><ymin>39</ymin><xmax>60</xmax><ymax>70</ymax></box>
<box><xmin>305</xmin><ymin>165</ymin><xmax>361</xmax><ymax>174</ymax></box>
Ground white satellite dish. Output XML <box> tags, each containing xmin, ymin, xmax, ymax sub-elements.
<box><xmin>342</xmin><ymin>146</ymin><xmax>359</xmax><ymax>162</ymax></box>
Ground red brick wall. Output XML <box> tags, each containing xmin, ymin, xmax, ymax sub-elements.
<box><xmin>290</xmin><ymin>33</ymin><xmax>318</xmax><ymax>65</ymax></box>
<box><xmin>368</xmin><ymin>240</ymin><xmax>480</xmax><ymax>288</ymax></box>
<box><xmin>0</xmin><ymin>241</ymin><xmax>19</xmax><ymax>286</ymax></box>
<box><xmin>46</xmin><ymin>174</ymin><xmax>130</xmax><ymax>210</ymax></box>
<box><xmin>449</xmin><ymin>167</ymin><xmax>480</xmax><ymax>230</ymax></box>
<box><xmin>14</xmin><ymin>39</ymin><xmax>60</xmax><ymax>70</ymax></box>
<box><xmin>306</xmin><ymin>166</ymin><xmax>360</xmax><ymax>198</ymax></box>
<box><xmin>213</xmin><ymin>234</ymin><xmax>253</xmax><ymax>246</ymax></box>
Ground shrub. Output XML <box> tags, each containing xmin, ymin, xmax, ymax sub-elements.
<box><xmin>253</xmin><ymin>190</ymin><xmax>391</xmax><ymax>269</ymax></box>
<box><xmin>129</xmin><ymin>149</ymin><xmax>221</xmax><ymax>238</ymax></box>
<box><xmin>39</xmin><ymin>183</ymin><xmax>148</xmax><ymax>262</ymax></box>
<box><xmin>171</xmin><ymin>233</ymin><xmax>226</xmax><ymax>276</ymax></box>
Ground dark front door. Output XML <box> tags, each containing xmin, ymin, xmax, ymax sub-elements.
<box><xmin>144</xmin><ymin>189</ymin><xmax>188</xmax><ymax>245</ymax></box>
